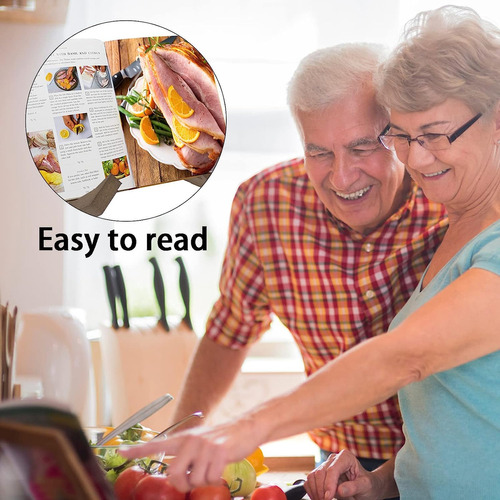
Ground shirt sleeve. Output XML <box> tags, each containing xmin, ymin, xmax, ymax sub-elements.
<box><xmin>470</xmin><ymin>225</ymin><xmax>500</xmax><ymax>276</ymax></box>
<box><xmin>205</xmin><ymin>180</ymin><xmax>272</xmax><ymax>348</ymax></box>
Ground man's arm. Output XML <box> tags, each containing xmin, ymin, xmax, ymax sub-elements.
<box><xmin>170</xmin><ymin>335</ymin><xmax>251</xmax><ymax>427</ymax></box>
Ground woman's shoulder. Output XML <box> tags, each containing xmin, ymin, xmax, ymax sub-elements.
<box><xmin>458</xmin><ymin>218</ymin><xmax>500</xmax><ymax>274</ymax></box>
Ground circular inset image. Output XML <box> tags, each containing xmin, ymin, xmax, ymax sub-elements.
<box><xmin>25</xmin><ymin>21</ymin><xmax>226</xmax><ymax>221</ymax></box>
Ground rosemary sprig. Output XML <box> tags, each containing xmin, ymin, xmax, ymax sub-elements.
<box><xmin>145</xmin><ymin>36</ymin><xmax>168</xmax><ymax>54</ymax></box>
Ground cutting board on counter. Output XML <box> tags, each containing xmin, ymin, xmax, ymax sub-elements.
<box><xmin>100</xmin><ymin>317</ymin><xmax>199</xmax><ymax>432</ymax></box>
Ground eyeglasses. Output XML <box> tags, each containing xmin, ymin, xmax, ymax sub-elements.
<box><xmin>378</xmin><ymin>113</ymin><xmax>482</xmax><ymax>158</ymax></box>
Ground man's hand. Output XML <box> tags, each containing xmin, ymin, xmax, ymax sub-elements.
<box><xmin>305</xmin><ymin>450</ymin><xmax>381</xmax><ymax>500</ymax></box>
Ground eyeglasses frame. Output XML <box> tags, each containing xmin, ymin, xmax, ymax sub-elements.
<box><xmin>378</xmin><ymin>112</ymin><xmax>483</xmax><ymax>152</ymax></box>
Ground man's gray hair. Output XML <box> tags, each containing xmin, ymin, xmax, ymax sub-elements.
<box><xmin>287</xmin><ymin>43</ymin><xmax>388</xmax><ymax>115</ymax></box>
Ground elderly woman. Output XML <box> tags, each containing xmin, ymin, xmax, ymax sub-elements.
<box><xmin>123</xmin><ymin>6</ymin><xmax>500</xmax><ymax>499</ymax></box>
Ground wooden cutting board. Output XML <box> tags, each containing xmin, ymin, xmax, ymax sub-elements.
<box><xmin>104</xmin><ymin>38</ymin><xmax>209</xmax><ymax>188</ymax></box>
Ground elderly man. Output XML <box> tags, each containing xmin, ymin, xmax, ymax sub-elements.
<box><xmin>171</xmin><ymin>43</ymin><xmax>448</xmax><ymax>471</ymax></box>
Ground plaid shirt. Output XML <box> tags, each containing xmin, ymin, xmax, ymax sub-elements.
<box><xmin>206</xmin><ymin>158</ymin><xmax>448</xmax><ymax>459</ymax></box>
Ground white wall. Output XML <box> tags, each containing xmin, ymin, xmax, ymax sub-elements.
<box><xmin>0</xmin><ymin>23</ymin><xmax>68</xmax><ymax>309</ymax></box>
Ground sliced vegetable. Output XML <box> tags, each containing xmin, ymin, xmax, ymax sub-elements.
<box><xmin>222</xmin><ymin>458</ymin><xmax>257</xmax><ymax>497</ymax></box>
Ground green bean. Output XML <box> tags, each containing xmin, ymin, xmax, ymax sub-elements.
<box><xmin>150</xmin><ymin>120</ymin><xmax>172</xmax><ymax>132</ymax></box>
<box><xmin>118</xmin><ymin>106</ymin><xmax>136</xmax><ymax>119</ymax></box>
<box><xmin>152</xmin><ymin>127</ymin><xmax>172</xmax><ymax>137</ymax></box>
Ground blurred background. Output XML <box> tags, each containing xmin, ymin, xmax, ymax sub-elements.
<box><xmin>1</xmin><ymin>0</ymin><xmax>499</xmax><ymax>429</ymax></box>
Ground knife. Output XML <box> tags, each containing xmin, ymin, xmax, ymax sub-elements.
<box><xmin>95</xmin><ymin>393</ymin><xmax>174</xmax><ymax>446</ymax></box>
<box><xmin>112</xmin><ymin>35</ymin><xmax>177</xmax><ymax>89</ymax></box>
<box><xmin>149</xmin><ymin>257</ymin><xmax>169</xmax><ymax>332</ymax></box>
<box><xmin>103</xmin><ymin>266</ymin><xmax>119</xmax><ymax>329</ymax></box>
<box><xmin>285</xmin><ymin>480</ymin><xmax>307</xmax><ymax>500</ymax></box>
<box><xmin>114</xmin><ymin>265</ymin><xmax>130</xmax><ymax>329</ymax></box>
<box><xmin>175</xmin><ymin>256</ymin><xmax>193</xmax><ymax>330</ymax></box>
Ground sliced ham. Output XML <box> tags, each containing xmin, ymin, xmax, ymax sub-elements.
<box><xmin>175</xmin><ymin>146</ymin><xmax>215</xmax><ymax>174</ymax></box>
<box><xmin>178</xmin><ymin>132</ymin><xmax>222</xmax><ymax>160</ymax></box>
<box><xmin>146</xmin><ymin>50</ymin><xmax>224</xmax><ymax>141</ymax></box>
<box><xmin>156</xmin><ymin>44</ymin><xmax>226</xmax><ymax>134</ymax></box>
<box><xmin>139</xmin><ymin>46</ymin><xmax>222</xmax><ymax>169</ymax></box>
<box><xmin>32</xmin><ymin>149</ymin><xmax>61</xmax><ymax>173</ymax></box>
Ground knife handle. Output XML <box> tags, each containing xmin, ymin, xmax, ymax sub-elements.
<box><xmin>175</xmin><ymin>257</ymin><xmax>193</xmax><ymax>330</ymax></box>
<box><xmin>103</xmin><ymin>266</ymin><xmax>119</xmax><ymax>330</ymax></box>
<box><xmin>112</xmin><ymin>70</ymin><xmax>124</xmax><ymax>89</ymax></box>
<box><xmin>285</xmin><ymin>481</ymin><xmax>306</xmax><ymax>500</ymax></box>
<box><xmin>114</xmin><ymin>265</ymin><xmax>130</xmax><ymax>329</ymax></box>
<box><xmin>149</xmin><ymin>257</ymin><xmax>169</xmax><ymax>332</ymax></box>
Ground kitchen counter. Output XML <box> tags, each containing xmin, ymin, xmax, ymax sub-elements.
<box><xmin>257</xmin><ymin>470</ymin><xmax>310</xmax><ymax>499</ymax></box>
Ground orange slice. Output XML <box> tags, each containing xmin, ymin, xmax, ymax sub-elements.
<box><xmin>129</xmin><ymin>101</ymin><xmax>147</xmax><ymax>117</ymax></box>
<box><xmin>140</xmin><ymin>116</ymin><xmax>159</xmax><ymax>145</ymax></box>
<box><xmin>129</xmin><ymin>93</ymin><xmax>151</xmax><ymax>117</ymax></box>
<box><xmin>171</xmin><ymin>116</ymin><xmax>200</xmax><ymax>144</ymax></box>
<box><xmin>167</xmin><ymin>85</ymin><xmax>194</xmax><ymax>118</ymax></box>
<box><xmin>245</xmin><ymin>447</ymin><xmax>269</xmax><ymax>476</ymax></box>
<box><xmin>172</xmin><ymin>131</ymin><xmax>185</xmax><ymax>148</ymax></box>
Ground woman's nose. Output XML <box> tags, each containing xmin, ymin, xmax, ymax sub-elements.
<box><xmin>405</xmin><ymin>141</ymin><xmax>436</xmax><ymax>170</ymax></box>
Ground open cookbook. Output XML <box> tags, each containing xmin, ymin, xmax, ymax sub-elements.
<box><xmin>26</xmin><ymin>36</ymin><xmax>226</xmax><ymax>202</ymax></box>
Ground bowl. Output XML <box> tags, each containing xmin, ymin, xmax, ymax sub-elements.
<box><xmin>85</xmin><ymin>426</ymin><xmax>166</xmax><ymax>482</ymax></box>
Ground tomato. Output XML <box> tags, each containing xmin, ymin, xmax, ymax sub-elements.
<box><xmin>250</xmin><ymin>485</ymin><xmax>287</xmax><ymax>500</ymax></box>
<box><xmin>113</xmin><ymin>466</ymin><xmax>148</xmax><ymax>500</ymax></box>
<box><xmin>134</xmin><ymin>474</ymin><xmax>186</xmax><ymax>500</ymax></box>
<box><xmin>189</xmin><ymin>482</ymin><xmax>231</xmax><ymax>500</ymax></box>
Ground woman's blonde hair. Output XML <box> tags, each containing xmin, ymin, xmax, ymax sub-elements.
<box><xmin>378</xmin><ymin>5</ymin><xmax>500</xmax><ymax>115</ymax></box>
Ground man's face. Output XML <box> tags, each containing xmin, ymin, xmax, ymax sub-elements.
<box><xmin>295</xmin><ymin>87</ymin><xmax>408</xmax><ymax>235</ymax></box>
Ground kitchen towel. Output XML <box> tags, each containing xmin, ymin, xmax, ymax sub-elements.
<box><xmin>68</xmin><ymin>174</ymin><xmax>120</xmax><ymax>217</ymax></box>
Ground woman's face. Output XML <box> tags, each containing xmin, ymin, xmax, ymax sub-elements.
<box><xmin>390</xmin><ymin>98</ymin><xmax>500</xmax><ymax>213</ymax></box>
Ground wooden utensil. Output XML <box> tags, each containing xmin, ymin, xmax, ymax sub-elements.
<box><xmin>1</xmin><ymin>302</ymin><xmax>8</xmax><ymax>400</ymax></box>
<box><xmin>6</xmin><ymin>306</ymin><xmax>17</xmax><ymax>399</ymax></box>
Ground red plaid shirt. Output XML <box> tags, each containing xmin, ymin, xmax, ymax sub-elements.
<box><xmin>206</xmin><ymin>158</ymin><xmax>448</xmax><ymax>459</ymax></box>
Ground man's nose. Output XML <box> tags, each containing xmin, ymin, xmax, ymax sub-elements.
<box><xmin>405</xmin><ymin>141</ymin><xmax>436</xmax><ymax>170</ymax></box>
<box><xmin>329</xmin><ymin>155</ymin><xmax>359</xmax><ymax>190</ymax></box>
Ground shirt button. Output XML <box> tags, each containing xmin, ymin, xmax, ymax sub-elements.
<box><xmin>365</xmin><ymin>289</ymin><xmax>376</xmax><ymax>300</ymax></box>
<box><xmin>363</xmin><ymin>242</ymin><xmax>374</xmax><ymax>253</ymax></box>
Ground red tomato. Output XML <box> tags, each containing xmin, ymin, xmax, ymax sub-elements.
<box><xmin>250</xmin><ymin>485</ymin><xmax>287</xmax><ymax>500</ymax></box>
<box><xmin>114</xmin><ymin>466</ymin><xmax>148</xmax><ymax>500</ymax></box>
<box><xmin>134</xmin><ymin>474</ymin><xmax>186</xmax><ymax>500</ymax></box>
<box><xmin>189</xmin><ymin>483</ymin><xmax>231</xmax><ymax>500</ymax></box>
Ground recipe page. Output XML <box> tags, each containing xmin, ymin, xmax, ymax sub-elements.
<box><xmin>26</xmin><ymin>38</ymin><xmax>135</xmax><ymax>201</ymax></box>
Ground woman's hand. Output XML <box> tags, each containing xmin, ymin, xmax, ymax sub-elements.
<box><xmin>305</xmin><ymin>450</ymin><xmax>382</xmax><ymax>500</ymax></box>
<box><xmin>119</xmin><ymin>417</ymin><xmax>260</xmax><ymax>492</ymax></box>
